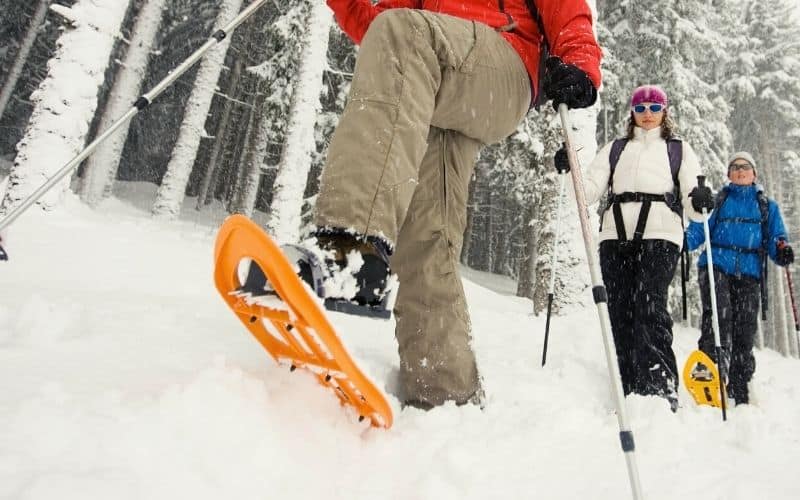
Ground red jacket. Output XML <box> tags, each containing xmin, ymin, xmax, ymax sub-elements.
<box><xmin>326</xmin><ymin>0</ymin><xmax>602</xmax><ymax>101</ymax></box>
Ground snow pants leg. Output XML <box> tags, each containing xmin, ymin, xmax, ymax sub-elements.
<box><xmin>392</xmin><ymin>128</ymin><xmax>483</xmax><ymax>407</ymax></box>
<box><xmin>698</xmin><ymin>267</ymin><xmax>759</xmax><ymax>403</ymax></box>
<box><xmin>313</xmin><ymin>10</ymin><xmax>530</xmax><ymax>407</ymax></box>
<box><xmin>600</xmin><ymin>240</ymin><xmax>680</xmax><ymax>400</ymax></box>
<box><xmin>314</xmin><ymin>9</ymin><xmax>530</xmax><ymax>243</ymax></box>
<box><xmin>599</xmin><ymin>242</ymin><xmax>637</xmax><ymax>395</ymax></box>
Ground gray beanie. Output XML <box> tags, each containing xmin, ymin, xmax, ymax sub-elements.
<box><xmin>727</xmin><ymin>151</ymin><xmax>757</xmax><ymax>174</ymax></box>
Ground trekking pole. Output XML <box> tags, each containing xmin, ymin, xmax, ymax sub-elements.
<box><xmin>557</xmin><ymin>104</ymin><xmax>643</xmax><ymax>500</ymax></box>
<box><xmin>0</xmin><ymin>0</ymin><xmax>271</xmax><ymax>234</ymax></box>
<box><xmin>785</xmin><ymin>267</ymin><xmax>800</xmax><ymax>354</ymax></box>
<box><xmin>542</xmin><ymin>170</ymin><xmax>568</xmax><ymax>366</ymax></box>
<box><xmin>697</xmin><ymin>175</ymin><xmax>727</xmax><ymax>421</ymax></box>
<box><xmin>681</xmin><ymin>243</ymin><xmax>688</xmax><ymax>324</ymax></box>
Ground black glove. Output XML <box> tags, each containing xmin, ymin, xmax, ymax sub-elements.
<box><xmin>777</xmin><ymin>241</ymin><xmax>794</xmax><ymax>266</ymax></box>
<box><xmin>554</xmin><ymin>144</ymin><xmax>570</xmax><ymax>173</ymax></box>
<box><xmin>689</xmin><ymin>186</ymin><xmax>715</xmax><ymax>212</ymax></box>
<box><xmin>542</xmin><ymin>57</ymin><xmax>597</xmax><ymax>111</ymax></box>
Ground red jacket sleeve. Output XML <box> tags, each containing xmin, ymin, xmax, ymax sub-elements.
<box><xmin>327</xmin><ymin>0</ymin><xmax>421</xmax><ymax>44</ymax></box>
<box><xmin>537</xmin><ymin>0</ymin><xmax>602</xmax><ymax>89</ymax></box>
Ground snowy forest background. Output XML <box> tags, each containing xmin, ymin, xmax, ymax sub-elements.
<box><xmin>1</xmin><ymin>0</ymin><xmax>800</xmax><ymax>358</ymax></box>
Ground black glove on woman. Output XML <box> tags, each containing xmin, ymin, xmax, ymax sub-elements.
<box><xmin>553</xmin><ymin>145</ymin><xmax>570</xmax><ymax>173</ymax></box>
<box><xmin>542</xmin><ymin>57</ymin><xmax>597</xmax><ymax>111</ymax></box>
<box><xmin>777</xmin><ymin>241</ymin><xmax>794</xmax><ymax>266</ymax></box>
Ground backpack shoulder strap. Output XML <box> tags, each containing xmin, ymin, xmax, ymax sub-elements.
<box><xmin>715</xmin><ymin>187</ymin><xmax>729</xmax><ymax>209</ymax></box>
<box><xmin>522</xmin><ymin>0</ymin><xmax>550</xmax><ymax>108</ymax></box>
<box><xmin>523</xmin><ymin>0</ymin><xmax>547</xmax><ymax>46</ymax></box>
<box><xmin>757</xmin><ymin>190</ymin><xmax>770</xmax><ymax>241</ymax></box>
<box><xmin>756</xmin><ymin>190</ymin><xmax>769</xmax><ymax>221</ymax></box>
<box><xmin>666</xmin><ymin>138</ymin><xmax>683</xmax><ymax>185</ymax></box>
<box><xmin>608</xmin><ymin>138</ymin><xmax>629</xmax><ymax>188</ymax></box>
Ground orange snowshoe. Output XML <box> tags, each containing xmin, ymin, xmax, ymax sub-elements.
<box><xmin>214</xmin><ymin>215</ymin><xmax>393</xmax><ymax>428</ymax></box>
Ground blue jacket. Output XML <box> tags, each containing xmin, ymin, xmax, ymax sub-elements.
<box><xmin>686</xmin><ymin>183</ymin><xmax>788</xmax><ymax>279</ymax></box>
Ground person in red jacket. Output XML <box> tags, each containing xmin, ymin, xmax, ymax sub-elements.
<box><xmin>253</xmin><ymin>1</ymin><xmax>602</xmax><ymax>410</ymax></box>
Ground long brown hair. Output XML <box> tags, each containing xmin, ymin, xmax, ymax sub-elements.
<box><xmin>626</xmin><ymin>108</ymin><xmax>676</xmax><ymax>140</ymax></box>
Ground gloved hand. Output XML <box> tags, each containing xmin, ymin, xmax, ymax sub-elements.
<box><xmin>777</xmin><ymin>240</ymin><xmax>794</xmax><ymax>266</ymax></box>
<box><xmin>554</xmin><ymin>144</ymin><xmax>570</xmax><ymax>173</ymax></box>
<box><xmin>542</xmin><ymin>57</ymin><xmax>597</xmax><ymax>111</ymax></box>
<box><xmin>689</xmin><ymin>186</ymin><xmax>715</xmax><ymax>212</ymax></box>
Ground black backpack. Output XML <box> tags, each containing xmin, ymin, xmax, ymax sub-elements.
<box><xmin>710</xmin><ymin>186</ymin><xmax>771</xmax><ymax>318</ymax></box>
<box><xmin>602</xmin><ymin>137</ymin><xmax>684</xmax><ymax>241</ymax></box>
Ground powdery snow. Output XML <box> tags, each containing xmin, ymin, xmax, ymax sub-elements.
<box><xmin>1</xmin><ymin>191</ymin><xmax>799</xmax><ymax>500</ymax></box>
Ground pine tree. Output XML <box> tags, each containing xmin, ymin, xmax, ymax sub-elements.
<box><xmin>151</xmin><ymin>0</ymin><xmax>243</xmax><ymax>219</ymax></box>
<box><xmin>265</xmin><ymin>1</ymin><xmax>332</xmax><ymax>242</ymax></box>
<box><xmin>0</xmin><ymin>0</ymin><xmax>51</xmax><ymax>123</ymax></box>
<box><xmin>598</xmin><ymin>0</ymin><xmax>733</xmax><ymax>178</ymax></box>
<box><xmin>79</xmin><ymin>0</ymin><xmax>167</xmax><ymax>206</ymax></box>
<box><xmin>0</xmin><ymin>0</ymin><xmax>130</xmax><ymax>213</ymax></box>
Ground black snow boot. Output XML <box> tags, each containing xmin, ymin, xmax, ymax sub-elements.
<box><xmin>239</xmin><ymin>231</ymin><xmax>395</xmax><ymax>319</ymax></box>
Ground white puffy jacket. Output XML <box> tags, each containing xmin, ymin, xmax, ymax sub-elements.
<box><xmin>583</xmin><ymin>126</ymin><xmax>705</xmax><ymax>248</ymax></box>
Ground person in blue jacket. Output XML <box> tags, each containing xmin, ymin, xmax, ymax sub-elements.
<box><xmin>686</xmin><ymin>151</ymin><xmax>794</xmax><ymax>404</ymax></box>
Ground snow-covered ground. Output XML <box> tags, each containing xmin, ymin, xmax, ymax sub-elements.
<box><xmin>1</xmin><ymin>190</ymin><xmax>799</xmax><ymax>500</ymax></box>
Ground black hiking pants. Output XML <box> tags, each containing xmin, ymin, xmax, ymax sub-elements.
<box><xmin>698</xmin><ymin>266</ymin><xmax>759</xmax><ymax>404</ymax></box>
<box><xmin>599</xmin><ymin>239</ymin><xmax>680</xmax><ymax>401</ymax></box>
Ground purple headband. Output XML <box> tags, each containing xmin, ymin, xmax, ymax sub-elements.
<box><xmin>630</xmin><ymin>85</ymin><xmax>668</xmax><ymax>107</ymax></box>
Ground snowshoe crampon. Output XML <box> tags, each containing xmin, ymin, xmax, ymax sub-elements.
<box><xmin>682</xmin><ymin>350</ymin><xmax>726</xmax><ymax>408</ymax></box>
<box><xmin>214</xmin><ymin>215</ymin><xmax>393</xmax><ymax>428</ymax></box>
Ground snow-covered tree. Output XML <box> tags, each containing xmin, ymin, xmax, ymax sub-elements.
<box><xmin>598</xmin><ymin>0</ymin><xmax>733</xmax><ymax>178</ymax></box>
<box><xmin>79</xmin><ymin>0</ymin><xmax>167</xmax><ymax>206</ymax></box>
<box><xmin>151</xmin><ymin>0</ymin><xmax>243</xmax><ymax>219</ymax></box>
<box><xmin>0</xmin><ymin>0</ymin><xmax>130</xmax><ymax>214</ymax></box>
<box><xmin>0</xmin><ymin>0</ymin><xmax>51</xmax><ymax>123</ymax></box>
<box><xmin>265</xmin><ymin>1</ymin><xmax>332</xmax><ymax>242</ymax></box>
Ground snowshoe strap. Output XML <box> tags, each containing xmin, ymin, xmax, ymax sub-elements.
<box><xmin>281</xmin><ymin>244</ymin><xmax>327</xmax><ymax>298</ymax></box>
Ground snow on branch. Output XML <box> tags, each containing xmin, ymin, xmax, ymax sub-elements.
<box><xmin>49</xmin><ymin>4</ymin><xmax>79</xmax><ymax>26</ymax></box>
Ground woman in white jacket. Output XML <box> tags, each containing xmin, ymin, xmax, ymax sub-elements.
<box><xmin>555</xmin><ymin>85</ymin><xmax>709</xmax><ymax>410</ymax></box>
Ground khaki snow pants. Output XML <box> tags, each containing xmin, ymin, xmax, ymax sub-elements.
<box><xmin>315</xmin><ymin>9</ymin><xmax>530</xmax><ymax>407</ymax></box>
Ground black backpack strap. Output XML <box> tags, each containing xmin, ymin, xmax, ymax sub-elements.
<box><xmin>666</xmin><ymin>138</ymin><xmax>683</xmax><ymax>215</ymax></box>
<box><xmin>609</xmin><ymin>138</ymin><xmax>628</xmax><ymax>179</ymax></box>
<box><xmin>604</xmin><ymin>138</ymin><xmax>683</xmax><ymax>241</ymax></box>
<box><xmin>610</xmin><ymin>192</ymin><xmax>668</xmax><ymax>241</ymax></box>
<box><xmin>633</xmin><ymin>201</ymin><xmax>653</xmax><ymax>240</ymax></box>
<box><xmin>524</xmin><ymin>0</ymin><xmax>546</xmax><ymax>38</ymax></box>
<box><xmin>666</xmin><ymin>139</ymin><xmax>682</xmax><ymax>182</ymax></box>
<box><xmin>604</xmin><ymin>138</ymin><xmax>628</xmax><ymax>238</ymax></box>
<box><xmin>522</xmin><ymin>0</ymin><xmax>550</xmax><ymax>108</ymax></box>
<box><xmin>496</xmin><ymin>0</ymin><xmax>517</xmax><ymax>30</ymax></box>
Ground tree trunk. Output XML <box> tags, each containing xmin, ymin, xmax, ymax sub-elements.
<box><xmin>229</xmin><ymin>78</ymin><xmax>267</xmax><ymax>216</ymax></box>
<box><xmin>80</xmin><ymin>0</ymin><xmax>167</xmax><ymax>206</ymax></box>
<box><xmin>152</xmin><ymin>0</ymin><xmax>243</xmax><ymax>219</ymax></box>
<box><xmin>265</xmin><ymin>2</ymin><xmax>332</xmax><ymax>243</ymax></box>
<box><xmin>516</xmin><ymin>202</ymin><xmax>537</xmax><ymax>302</ymax></box>
<box><xmin>533</xmin><ymin>172</ymin><xmax>560</xmax><ymax>315</ymax></box>
<box><xmin>196</xmin><ymin>58</ymin><xmax>243</xmax><ymax>210</ymax></box>
<box><xmin>1</xmin><ymin>0</ymin><xmax>130</xmax><ymax>214</ymax></box>
<box><xmin>0</xmin><ymin>0</ymin><xmax>51</xmax><ymax>122</ymax></box>
<box><xmin>773</xmin><ymin>262</ymin><xmax>790</xmax><ymax>356</ymax></box>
